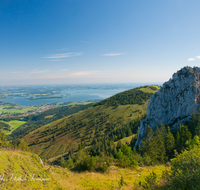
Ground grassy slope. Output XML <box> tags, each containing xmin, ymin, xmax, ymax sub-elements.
<box><xmin>24</xmin><ymin>85</ymin><xmax>160</xmax><ymax>159</ymax></box>
<box><xmin>0</xmin><ymin>120</ymin><xmax>26</xmax><ymax>135</ymax></box>
<box><xmin>0</xmin><ymin>150</ymin><xmax>167</xmax><ymax>190</ymax></box>
<box><xmin>114</xmin><ymin>134</ymin><xmax>136</xmax><ymax>146</ymax></box>
<box><xmin>0</xmin><ymin>150</ymin><xmax>62</xmax><ymax>190</ymax></box>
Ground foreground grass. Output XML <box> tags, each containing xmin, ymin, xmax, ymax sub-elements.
<box><xmin>0</xmin><ymin>150</ymin><xmax>167</xmax><ymax>190</ymax></box>
<box><xmin>51</xmin><ymin>165</ymin><xmax>167</xmax><ymax>190</ymax></box>
<box><xmin>0</xmin><ymin>150</ymin><xmax>61</xmax><ymax>190</ymax></box>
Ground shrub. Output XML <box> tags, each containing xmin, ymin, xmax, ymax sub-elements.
<box><xmin>72</xmin><ymin>151</ymin><xmax>112</xmax><ymax>172</ymax></box>
<box><xmin>163</xmin><ymin>144</ymin><xmax>200</xmax><ymax>190</ymax></box>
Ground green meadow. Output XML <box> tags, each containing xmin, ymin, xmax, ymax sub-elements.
<box><xmin>0</xmin><ymin>120</ymin><xmax>26</xmax><ymax>135</ymax></box>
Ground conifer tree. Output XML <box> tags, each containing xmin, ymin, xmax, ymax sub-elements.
<box><xmin>19</xmin><ymin>138</ymin><xmax>30</xmax><ymax>151</ymax></box>
<box><xmin>195</xmin><ymin>108</ymin><xmax>200</xmax><ymax>137</ymax></box>
<box><xmin>165</xmin><ymin>126</ymin><xmax>175</xmax><ymax>159</ymax></box>
<box><xmin>190</xmin><ymin>108</ymin><xmax>197</xmax><ymax>136</ymax></box>
<box><xmin>117</xmin><ymin>140</ymin><xmax>122</xmax><ymax>150</ymax></box>
<box><xmin>127</xmin><ymin>127</ymin><xmax>132</xmax><ymax>136</ymax></box>
<box><xmin>176</xmin><ymin>125</ymin><xmax>192</xmax><ymax>153</ymax></box>
<box><xmin>152</xmin><ymin>126</ymin><xmax>166</xmax><ymax>163</ymax></box>
<box><xmin>0</xmin><ymin>126</ymin><xmax>7</xmax><ymax>147</ymax></box>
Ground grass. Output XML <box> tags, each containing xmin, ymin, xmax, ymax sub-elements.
<box><xmin>114</xmin><ymin>134</ymin><xmax>136</xmax><ymax>146</ymax></box>
<box><xmin>0</xmin><ymin>104</ymin><xmax>37</xmax><ymax>115</ymax></box>
<box><xmin>24</xmin><ymin>103</ymin><xmax>147</xmax><ymax>159</ymax></box>
<box><xmin>24</xmin><ymin>85</ymin><xmax>159</xmax><ymax>160</ymax></box>
<box><xmin>139</xmin><ymin>85</ymin><xmax>160</xmax><ymax>93</ymax></box>
<box><xmin>50</xmin><ymin>164</ymin><xmax>167</xmax><ymax>189</ymax></box>
<box><xmin>67</xmin><ymin>100</ymin><xmax>97</xmax><ymax>105</ymax></box>
<box><xmin>0</xmin><ymin>150</ymin><xmax>62</xmax><ymax>190</ymax></box>
<box><xmin>0</xmin><ymin>150</ymin><xmax>168</xmax><ymax>190</ymax></box>
<box><xmin>44</xmin><ymin>115</ymin><xmax>55</xmax><ymax>119</ymax></box>
<box><xmin>0</xmin><ymin>120</ymin><xmax>26</xmax><ymax>135</ymax></box>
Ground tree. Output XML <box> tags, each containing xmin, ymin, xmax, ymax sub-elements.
<box><xmin>195</xmin><ymin>109</ymin><xmax>200</xmax><ymax>137</ymax></box>
<box><xmin>189</xmin><ymin>108</ymin><xmax>197</xmax><ymax>137</ymax></box>
<box><xmin>0</xmin><ymin>126</ymin><xmax>7</xmax><ymax>147</ymax></box>
<box><xmin>117</xmin><ymin>140</ymin><xmax>122</xmax><ymax>150</ymax></box>
<box><xmin>60</xmin><ymin>156</ymin><xmax>66</xmax><ymax>167</ymax></box>
<box><xmin>19</xmin><ymin>138</ymin><xmax>30</xmax><ymax>151</ymax></box>
<box><xmin>165</xmin><ymin>126</ymin><xmax>175</xmax><ymax>159</ymax></box>
<box><xmin>176</xmin><ymin>125</ymin><xmax>192</xmax><ymax>153</ymax></box>
<box><xmin>140</xmin><ymin>126</ymin><xmax>166</xmax><ymax>165</ymax></box>
<box><xmin>167</xmin><ymin>145</ymin><xmax>200</xmax><ymax>189</ymax></box>
<box><xmin>121</xmin><ymin>144</ymin><xmax>132</xmax><ymax>157</ymax></box>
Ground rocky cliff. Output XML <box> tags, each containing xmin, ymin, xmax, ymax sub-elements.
<box><xmin>135</xmin><ymin>66</ymin><xmax>200</xmax><ymax>147</ymax></box>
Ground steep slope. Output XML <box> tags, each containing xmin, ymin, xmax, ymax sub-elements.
<box><xmin>0</xmin><ymin>149</ymin><xmax>167</xmax><ymax>190</ymax></box>
<box><xmin>0</xmin><ymin>149</ymin><xmax>62</xmax><ymax>189</ymax></box>
<box><xmin>23</xmin><ymin>85</ymin><xmax>159</xmax><ymax>159</ymax></box>
<box><xmin>136</xmin><ymin>66</ymin><xmax>200</xmax><ymax>146</ymax></box>
<box><xmin>10</xmin><ymin>103</ymin><xmax>94</xmax><ymax>138</ymax></box>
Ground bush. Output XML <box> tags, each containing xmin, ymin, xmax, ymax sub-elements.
<box><xmin>168</xmin><ymin>146</ymin><xmax>200</xmax><ymax>189</ymax></box>
<box><xmin>138</xmin><ymin>171</ymin><xmax>159</xmax><ymax>190</ymax></box>
<box><xmin>79</xmin><ymin>156</ymin><xmax>111</xmax><ymax>172</ymax></box>
<box><xmin>116</xmin><ymin>145</ymin><xmax>138</xmax><ymax>168</ymax></box>
<box><xmin>72</xmin><ymin>150</ymin><xmax>112</xmax><ymax>172</ymax></box>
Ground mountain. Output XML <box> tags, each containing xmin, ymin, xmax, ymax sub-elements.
<box><xmin>135</xmin><ymin>66</ymin><xmax>200</xmax><ymax>147</ymax></box>
<box><xmin>23</xmin><ymin>85</ymin><xmax>159</xmax><ymax>159</ymax></box>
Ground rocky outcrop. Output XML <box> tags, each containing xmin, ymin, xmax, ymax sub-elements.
<box><xmin>135</xmin><ymin>66</ymin><xmax>200</xmax><ymax>147</ymax></box>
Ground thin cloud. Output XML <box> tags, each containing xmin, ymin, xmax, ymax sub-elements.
<box><xmin>44</xmin><ymin>52</ymin><xmax>83</xmax><ymax>59</ymax></box>
<box><xmin>187</xmin><ymin>58</ymin><xmax>195</xmax><ymax>61</ymax></box>
<box><xmin>196</xmin><ymin>56</ymin><xmax>200</xmax><ymax>59</ymax></box>
<box><xmin>101</xmin><ymin>53</ymin><xmax>125</xmax><ymax>56</ymax></box>
<box><xmin>57</xmin><ymin>48</ymin><xmax>68</xmax><ymax>51</ymax></box>
<box><xmin>31</xmin><ymin>69</ymin><xmax>49</xmax><ymax>74</ymax></box>
<box><xmin>80</xmin><ymin>41</ymin><xmax>90</xmax><ymax>44</ymax></box>
<box><xmin>51</xmin><ymin>59</ymin><xmax>64</xmax><ymax>61</ymax></box>
<box><xmin>69</xmin><ymin>71</ymin><xmax>91</xmax><ymax>76</ymax></box>
<box><xmin>69</xmin><ymin>71</ymin><xmax>99</xmax><ymax>76</ymax></box>
<box><xmin>12</xmin><ymin>71</ymin><xmax>19</xmax><ymax>73</ymax></box>
<box><xmin>61</xmin><ymin>69</ymin><xmax>69</xmax><ymax>72</ymax></box>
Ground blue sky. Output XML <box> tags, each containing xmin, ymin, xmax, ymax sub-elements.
<box><xmin>0</xmin><ymin>0</ymin><xmax>200</xmax><ymax>85</ymax></box>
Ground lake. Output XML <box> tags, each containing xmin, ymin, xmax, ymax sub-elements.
<box><xmin>0</xmin><ymin>87</ymin><xmax>134</xmax><ymax>107</ymax></box>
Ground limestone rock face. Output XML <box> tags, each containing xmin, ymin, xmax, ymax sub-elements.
<box><xmin>135</xmin><ymin>66</ymin><xmax>200</xmax><ymax>147</ymax></box>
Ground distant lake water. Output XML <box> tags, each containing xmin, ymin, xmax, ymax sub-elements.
<box><xmin>0</xmin><ymin>88</ymin><xmax>136</xmax><ymax>107</ymax></box>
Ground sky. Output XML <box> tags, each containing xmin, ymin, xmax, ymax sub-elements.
<box><xmin>0</xmin><ymin>0</ymin><xmax>200</xmax><ymax>85</ymax></box>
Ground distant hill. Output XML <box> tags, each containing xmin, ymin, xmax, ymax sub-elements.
<box><xmin>23</xmin><ymin>85</ymin><xmax>160</xmax><ymax>159</ymax></box>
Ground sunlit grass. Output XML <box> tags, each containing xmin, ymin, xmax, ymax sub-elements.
<box><xmin>1</xmin><ymin>120</ymin><xmax>26</xmax><ymax>135</ymax></box>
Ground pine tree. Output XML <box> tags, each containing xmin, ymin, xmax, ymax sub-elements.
<box><xmin>151</xmin><ymin>126</ymin><xmax>166</xmax><ymax>163</ymax></box>
<box><xmin>0</xmin><ymin>126</ymin><xmax>7</xmax><ymax>147</ymax></box>
<box><xmin>19</xmin><ymin>139</ymin><xmax>30</xmax><ymax>151</ymax></box>
<box><xmin>176</xmin><ymin>125</ymin><xmax>192</xmax><ymax>153</ymax></box>
<box><xmin>190</xmin><ymin>109</ymin><xmax>197</xmax><ymax>137</ymax></box>
<box><xmin>127</xmin><ymin>127</ymin><xmax>132</xmax><ymax>136</ymax></box>
<box><xmin>165</xmin><ymin>126</ymin><xmax>175</xmax><ymax>159</ymax></box>
<box><xmin>117</xmin><ymin>140</ymin><xmax>122</xmax><ymax>150</ymax></box>
<box><xmin>145</xmin><ymin>125</ymin><xmax>154</xmax><ymax>142</ymax></box>
<box><xmin>195</xmin><ymin>108</ymin><xmax>200</xmax><ymax>137</ymax></box>
<box><xmin>60</xmin><ymin>156</ymin><xmax>66</xmax><ymax>167</ymax></box>
<box><xmin>175</xmin><ymin>130</ymin><xmax>181</xmax><ymax>152</ymax></box>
